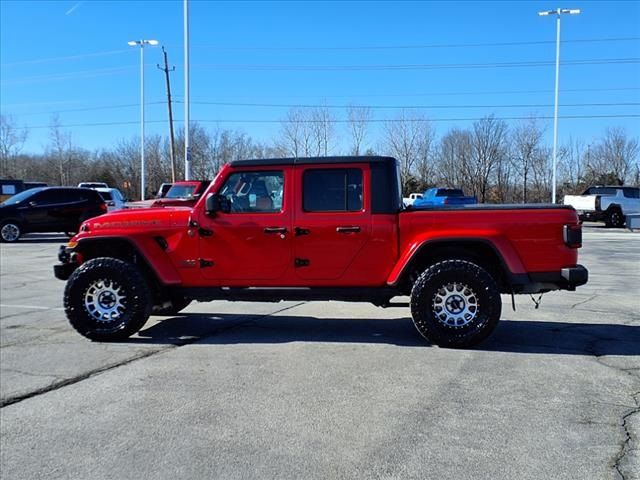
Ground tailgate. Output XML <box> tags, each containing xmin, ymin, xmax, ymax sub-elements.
<box><xmin>563</xmin><ymin>195</ymin><xmax>596</xmax><ymax>211</ymax></box>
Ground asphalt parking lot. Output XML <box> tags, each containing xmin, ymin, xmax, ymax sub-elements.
<box><xmin>1</xmin><ymin>225</ymin><xmax>639</xmax><ymax>480</ymax></box>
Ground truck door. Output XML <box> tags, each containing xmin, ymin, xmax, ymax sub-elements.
<box><xmin>197</xmin><ymin>168</ymin><xmax>292</xmax><ymax>282</ymax></box>
<box><xmin>293</xmin><ymin>164</ymin><xmax>371</xmax><ymax>281</ymax></box>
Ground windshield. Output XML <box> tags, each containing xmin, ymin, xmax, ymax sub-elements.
<box><xmin>0</xmin><ymin>187</ymin><xmax>44</xmax><ymax>206</ymax></box>
<box><xmin>165</xmin><ymin>185</ymin><xmax>197</xmax><ymax>199</ymax></box>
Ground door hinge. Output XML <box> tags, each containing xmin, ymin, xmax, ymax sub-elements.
<box><xmin>199</xmin><ymin>259</ymin><xmax>215</xmax><ymax>268</ymax></box>
<box><xmin>294</xmin><ymin>258</ymin><xmax>310</xmax><ymax>268</ymax></box>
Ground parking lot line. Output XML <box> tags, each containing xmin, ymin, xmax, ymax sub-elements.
<box><xmin>0</xmin><ymin>304</ymin><xmax>64</xmax><ymax>311</ymax></box>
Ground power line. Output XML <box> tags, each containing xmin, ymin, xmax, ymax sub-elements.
<box><xmin>188</xmin><ymin>36</ymin><xmax>640</xmax><ymax>51</ymax></box>
<box><xmin>0</xmin><ymin>49</ymin><xmax>131</xmax><ymax>68</ymax></box>
<box><xmin>193</xmin><ymin>57</ymin><xmax>640</xmax><ymax>71</ymax></box>
<box><xmin>19</xmin><ymin>114</ymin><xmax>640</xmax><ymax>129</ymax></box>
<box><xmin>4</xmin><ymin>100</ymin><xmax>636</xmax><ymax>118</ymax></box>
<box><xmin>3</xmin><ymin>37</ymin><xmax>638</xmax><ymax>68</ymax></box>
<box><xmin>190</xmin><ymin>101</ymin><xmax>640</xmax><ymax>109</ymax></box>
<box><xmin>4</xmin><ymin>88</ymin><xmax>637</xmax><ymax>117</ymax></box>
<box><xmin>175</xmin><ymin>86</ymin><xmax>640</xmax><ymax>100</ymax></box>
<box><xmin>0</xmin><ymin>66</ymin><xmax>137</xmax><ymax>86</ymax></box>
<box><xmin>1</xmin><ymin>102</ymin><xmax>167</xmax><ymax>117</ymax></box>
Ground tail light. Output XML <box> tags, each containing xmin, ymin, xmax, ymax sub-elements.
<box><xmin>99</xmin><ymin>203</ymin><xmax>108</xmax><ymax>213</ymax></box>
<box><xmin>444</xmin><ymin>198</ymin><xmax>450</xmax><ymax>205</ymax></box>
<box><xmin>595</xmin><ymin>196</ymin><xmax>601</xmax><ymax>211</ymax></box>
<box><xmin>563</xmin><ymin>224</ymin><xmax>582</xmax><ymax>248</ymax></box>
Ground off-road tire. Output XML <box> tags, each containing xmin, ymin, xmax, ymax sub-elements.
<box><xmin>64</xmin><ymin>257</ymin><xmax>152</xmax><ymax>341</ymax></box>
<box><xmin>605</xmin><ymin>208</ymin><xmax>624</xmax><ymax>228</ymax></box>
<box><xmin>410</xmin><ymin>259</ymin><xmax>501</xmax><ymax>348</ymax></box>
<box><xmin>151</xmin><ymin>295</ymin><xmax>192</xmax><ymax>316</ymax></box>
<box><xmin>0</xmin><ymin>221</ymin><xmax>21</xmax><ymax>243</ymax></box>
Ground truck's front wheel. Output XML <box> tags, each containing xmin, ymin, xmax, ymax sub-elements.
<box><xmin>64</xmin><ymin>257</ymin><xmax>152</xmax><ymax>341</ymax></box>
<box><xmin>410</xmin><ymin>259</ymin><xmax>501</xmax><ymax>348</ymax></box>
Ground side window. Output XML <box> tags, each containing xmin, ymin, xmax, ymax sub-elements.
<box><xmin>33</xmin><ymin>190</ymin><xmax>67</xmax><ymax>205</ymax></box>
<box><xmin>1</xmin><ymin>185</ymin><xmax>17</xmax><ymax>195</ymax></box>
<box><xmin>303</xmin><ymin>169</ymin><xmax>363</xmax><ymax>212</ymax></box>
<box><xmin>219</xmin><ymin>171</ymin><xmax>284</xmax><ymax>213</ymax></box>
<box><xmin>623</xmin><ymin>188</ymin><xmax>640</xmax><ymax>199</ymax></box>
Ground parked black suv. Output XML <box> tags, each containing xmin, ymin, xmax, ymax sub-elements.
<box><xmin>0</xmin><ymin>187</ymin><xmax>107</xmax><ymax>242</ymax></box>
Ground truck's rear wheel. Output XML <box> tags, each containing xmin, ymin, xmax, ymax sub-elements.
<box><xmin>64</xmin><ymin>257</ymin><xmax>151</xmax><ymax>341</ymax></box>
<box><xmin>605</xmin><ymin>208</ymin><xmax>624</xmax><ymax>228</ymax></box>
<box><xmin>410</xmin><ymin>259</ymin><xmax>501</xmax><ymax>348</ymax></box>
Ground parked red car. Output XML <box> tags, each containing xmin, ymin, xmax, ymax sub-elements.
<box><xmin>150</xmin><ymin>180</ymin><xmax>210</xmax><ymax>208</ymax></box>
<box><xmin>55</xmin><ymin>156</ymin><xmax>587</xmax><ymax>348</ymax></box>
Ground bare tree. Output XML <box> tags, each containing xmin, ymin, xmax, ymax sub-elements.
<box><xmin>276</xmin><ymin>108</ymin><xmax>314</xmax><ymax>157</ymax></box>
<box><xmin>436</xmin><ymin>128</ymin><xmax>473</xmax><ymax>191</ymax></box>
<box><xmin>384</xmin><ymin>110</ymin><xmax>430</xmax><ymax>193</ymax></box>
<box><xmin>0</xmin><ymin>115</ymin><xmax>28</xmax><ymax>178</ymax></box>
<box><xmin>557</xmin><ymin>136</ymin><xmax>586</xmax><ymax>195</ymax></box>
<box><xmin>415</xmin><ymin>120</ymin><xmax>436</xmax><ymax>189</ymax></box>
<box><xmin>310</xmin><ymin>106</ymin><xmax>336</xmax><ymax>156</ymax></box>
<box><xmin>48</xmin><ymin>114</ymin><xmax>75</xmax><ymax>186</ymax></box>
<box><xmin>469</xmin><ymin>115</ymin><xmax>508</xmax><ymax>202</ymax></box>
<box><xmin>511</xmin><ymin>118</ymin><xmax>545</xmax><ymax>202</ymax></box>
<box><xmin>346</xmin><ymin>105</ymin><xmax>372</xmax><ymax>156</ymax></box>
<box><xmin>588</xmin><ymin>127</ymin><xmax>639</xmax><ymax>185</ymax></box>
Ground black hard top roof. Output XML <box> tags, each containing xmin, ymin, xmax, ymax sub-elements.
<box><xmin>229</xmin><ymin>156</ymin><xmax>397</xmax><ymax>167</ymax></box>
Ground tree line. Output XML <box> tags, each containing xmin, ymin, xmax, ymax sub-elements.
<box><xmin>1</xmin><ymin>109</ymin><xmax>638</xmax><ymax>202</ymax></box>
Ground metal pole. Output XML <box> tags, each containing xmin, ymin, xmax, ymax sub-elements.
<box><xmin>551</xmin><ymin>11</ymin><xmax>561</xmax><ymax>204</ymax></box>
<box><xmin>140</xmin><ymin>43</ymin><xmax>146</xmax><ymax>201</ymax></box>
<box><xmin>184</xmin><ymin>0</ymin><xmax>191</xmax><ymax>180</ymax></box>
<box><xmin>158</xmin><ymin>47</ymin><xmax>177</xmax><ymax>183</ymax></box>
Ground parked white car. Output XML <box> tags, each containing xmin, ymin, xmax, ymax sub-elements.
<box><xmin>403</xmin><ymin>192</ymin><xmax>423</xmax><ymax>207</ymax></box>
<box><xmin>563</xmin><ymin>186</ymin><xmax>640</xmax><ymax>228</ymax></box>
<box><xmin>93</xmin><ymin>188</ymin><xmax>126</xmax><ymax>212</ymax></box>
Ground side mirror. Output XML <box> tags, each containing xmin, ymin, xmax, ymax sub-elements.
<box><xmin>205</xmin><ymin>194</ymin><xmax>231</xmax><ymax>215</ymax></box>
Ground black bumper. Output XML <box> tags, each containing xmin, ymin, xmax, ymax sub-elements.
<box><xmin>512</xmin><ymin>265</ymin><xmax>589</xmax><ymax>293</ymax></box>
<box><xmin>54</xmin><ymin>245</ymin><xmax>78</xmax><ymax>280</ymax></box>
<box><xmin>560</xmin><ymin>265</ymin><xmax>589</xmax><ymax>287</ymax></box>
<box><xmin>54</xmin><ymin>263</ymin><xmax>76</xmax><ymax>280</ymax></box>
<box><xmin>578</xmin><ymin>211</ymin><xmax>605</xmax><ymax>222</ymax></box>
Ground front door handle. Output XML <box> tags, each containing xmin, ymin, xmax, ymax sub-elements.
<box><xmin>336</xmin><ymin>226</ymin><xmax>361</xmax><ymax>234</ymax></box>
<box><xmin>264</xmin><ymin>227</ymin><xmax>287</xmax><ymax>234</ymax></box>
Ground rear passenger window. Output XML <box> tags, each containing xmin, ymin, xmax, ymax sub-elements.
<box><xmin>303</xmin><ymin>169</ymin><xmax>363</xmax><ymax>212</ymax></box>
<box><xmin>623</xmin><ymin>189</ymin><xmax>640</xmax><ymax>199</ymax></box>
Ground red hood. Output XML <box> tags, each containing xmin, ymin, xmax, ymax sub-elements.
<box><xmin>74</xmin><ymin>207</ymin><xmax>192</xmax><ymax>239</ymax></box>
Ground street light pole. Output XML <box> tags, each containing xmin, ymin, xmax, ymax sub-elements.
<box><xmin>128</xmin><ymin>39</ymin><xmax>159</xmax><ymax>200</ymax></box>
<box><xmin>538</xmin><ymin>8</ymin><xmax>580</xmax><ymax>204</ymax></box>
<box><xmin>184</xmin><ymin>0</ymin><xmax>191</xmax><ymax>181</ymax></box>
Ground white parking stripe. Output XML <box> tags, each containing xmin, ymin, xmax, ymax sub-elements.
<box><xmin>0</xmin><ymin>304</ymin><xmax>64</xmax><ymax>311</ymax></box>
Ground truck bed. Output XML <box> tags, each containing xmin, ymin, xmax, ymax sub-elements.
<box><xmin>407</xmin><ymin>203</ymin><xmax>575</xmax><ymax>211</ymax></box>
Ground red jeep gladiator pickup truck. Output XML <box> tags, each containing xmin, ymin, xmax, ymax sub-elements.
<box><xmin>54</xmin><ymin>156</ymin><xmax>587</xmax><ymax>348</ymax></box>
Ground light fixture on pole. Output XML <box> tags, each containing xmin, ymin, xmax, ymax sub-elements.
<box><xmin>538</xmin><ymin>8</ymin><xmax>580</xmax><ymax>204</ymax></box>
<box><xmin>128</xmin><ymin>39</ymin><xmax>159</xmax><ymax>200</ymax></box>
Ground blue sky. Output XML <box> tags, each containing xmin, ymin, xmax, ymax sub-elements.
<box><xmin>1</xmin><ymin>0</ymin><xmax>639</xmax><ymax>154</ymax></box>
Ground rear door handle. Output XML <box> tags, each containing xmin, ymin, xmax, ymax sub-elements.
<box><xmin>336</xmin><ymin>226</ymin><xmax>361</xmax><ymax>233</ymax></box>
<box><xmin>264</xmin><ymin>227</ymin><xmax>287</xmax><ymax>234</ymax></box>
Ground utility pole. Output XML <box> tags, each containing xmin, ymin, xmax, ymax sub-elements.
<box><xmin>157</xmin><ymin>47</ymin><xmax>177</xmax><ymax>183</ymax></box>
